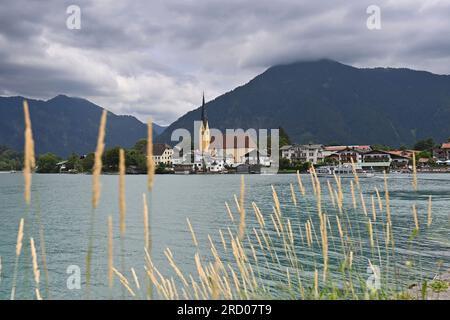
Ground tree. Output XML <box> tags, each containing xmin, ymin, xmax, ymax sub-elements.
<box><xmin>0</xmin><ymin>145</ymin><xmax>22</xmax><ymax>171</ymax></box>
<box><xmin>126</xmin><ymin>149</ymin><xmax>146</xmax><ymax>172</ymax></box>
<box><xmin>133</xmin><ymin>139</ymin><xmax>147</xmax><ymax>154</ymax></box>
<box><xmin>36</xmin><ymin>153</ymin><xmax>60</xmax><ymax>173</ymax></box>
<box><xmin>278</xmin><ymin>126</ymin><xmax>292</xmax><ymax>147</ymax></box>
<box><xmin>81</xmin><ymin>153</ymin><xmax>95</xmax><ymax>172</ymax></box>
<box><xmin>371</xmin><ymin>144</ymin><xmax>394</xmax><ymax>151</ymax></box>
<box><xmin>413</xmin><ymin>138</ymin><xmax>435</xmax><ymax>151</ymax></box>
<box><xmin>103</xmin><ymin>147</ymin><xmax>121</xmax><ymax>171</ymax></box>
<box><xmin>66</xmin><ymin>153</ymin><xmax>83</xmax><ymax>172</ymax></box>
<box><xmin>279</xmin><ymin>158</ymin><xmax>291</xmax><ymax>170</ymax></box>
<box><xmin>155</xmin><ymin>163</ymin><xmax>169</xmax><ymax>174</ymax></box>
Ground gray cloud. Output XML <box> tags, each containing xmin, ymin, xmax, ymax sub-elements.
<box><xmin>1</xmin><ymin>0</ymin><xmax>450</xmax><ymax>125</ymax></box>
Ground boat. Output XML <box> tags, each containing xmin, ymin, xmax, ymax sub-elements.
<box><xmin>315</xmin><ymin>165</ymin><xmax>374</xmax><ymax>178</ymax></box>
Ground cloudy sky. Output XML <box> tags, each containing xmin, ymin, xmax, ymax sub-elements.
<box><xmin>1</xmin><ymin>0</ymin><xmax>450</xmax><ymax>125</ymax></box>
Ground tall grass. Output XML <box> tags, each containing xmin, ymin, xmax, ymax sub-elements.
<box><xmin>5</xmin><ymin>102</ymin><xmax>449</xmax><ymax>300</ymax></box>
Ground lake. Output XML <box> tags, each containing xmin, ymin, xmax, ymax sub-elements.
<box><xmin>0</xmin><ymin>173</ymin><xmax>449</xmax><ymax>299</ymax></box>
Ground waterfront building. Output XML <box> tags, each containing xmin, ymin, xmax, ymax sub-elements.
<box><xmin>361</xmin><ymin>150</ymin><xmax>409</xmax><ymax>171</ymax></box>
<box><xmin>335</xmin><ymin>147</ymin><xmax>366</xmax><ymax>164</ymax></box>
<box><xmin>280</xmin><ymin>144</ymin><xmax>324</xmax><ymax>164</ymax></box>
<box><xmin>153</xmin><ymin>143</ymin><xmax>173</xmax><ymax>166</ymax></box>
<box><xmin>434</xmin><ymin>143</ymin><xmax>450</xmax><ymax>161</ymax></box>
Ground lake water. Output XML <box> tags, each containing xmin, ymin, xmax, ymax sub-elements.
<box><xmin>0</xmin><ymin>173</ymin><xmax>449</xmax><ymax>299</ymax></box>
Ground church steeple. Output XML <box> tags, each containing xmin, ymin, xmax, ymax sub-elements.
<box><xmin>201</xmin><ymin>92</ymin><xmax>207</xmax><ymax>127</ymax></box>
<box><xmin>199</xmin><ymin>92</ymin><xmax>210</xmax><ymax>153</ymax></box>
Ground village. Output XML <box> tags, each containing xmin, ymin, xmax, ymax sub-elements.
<box><xmin>146</xmin><ymin>141</ymin><xmax>450</xmax><ymax>175</ymax></box>
<box><xmin>48</xmin><ymin>96</ymin><xmax>450</xmax><ymax>175</ymax></box>
<box><xmin>146</xmin><ymin>96</ymin><xmax>450</xmax><ymax>175</ymax></box>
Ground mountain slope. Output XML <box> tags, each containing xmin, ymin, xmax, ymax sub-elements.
<box><xmin>0</xmin><ymin>95</ymin><xmax>153</xmax><ymax>157</ymax></box>
<box><xmin>153</xmin><ymin>123</ymin><xmax>167</xmax><ymax>135</ymax></box>
<box><xmin>158</xmin><ymin>60</ymin><xmax>450</xmax><ymax>146</ymax></box>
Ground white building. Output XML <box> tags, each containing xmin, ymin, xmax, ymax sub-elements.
<box><xmin>280</xmin><ymin>144</ymin><xmax>325</xmax><ymax>165</ymax></box>
<box><xmin>153</xmin><ymin>143</ymin><xmax>173</xmax><ymax>166</ymax></box>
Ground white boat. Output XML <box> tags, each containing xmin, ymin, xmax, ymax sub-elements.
<box><xmin>315</xmin><ymin>165</ymin><xmax>374</xmax><ymax>178</ymax></box>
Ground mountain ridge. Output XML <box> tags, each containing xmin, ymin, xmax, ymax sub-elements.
<box><xmin>157</xmin><ymin>59</ymin><xmax>450</xmax><ymax>146</ymax></box>
<box><xmin>0</xmin><ymin>95</ymin><xmax>159</xmax><ymax>157</ymax></box>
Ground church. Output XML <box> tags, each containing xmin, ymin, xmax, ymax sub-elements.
<box><xmin>198</xmin><ymin>93</ymin><xmax>211</xmax><ymax>153</ymax></box>
<box><xmin>196</xmin><ymin>94</ymin><xmax>260</xmax><ymax>166</ymax></box>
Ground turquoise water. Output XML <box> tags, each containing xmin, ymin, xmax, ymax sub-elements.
<box><xmin>0</xmin><ymin>173</ymin><xmax>449</xmax><ymax>299</ymax></box>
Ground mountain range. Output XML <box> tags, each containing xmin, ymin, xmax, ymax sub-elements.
<box><xmin>0</xmin><ymin>95</ymin><xmax>163</xmax><ymax>157</ymax></box>
<box><xmin>157</xmin><ymin>59</ymin><xmax>450</xmax><ymax>147</ymax></box>
<box><xmin>2</xmin><ymin>60</ymin><xmax>450</xmax><ymax>157</ymax></box>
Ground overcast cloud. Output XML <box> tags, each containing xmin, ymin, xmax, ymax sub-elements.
<box><xmin>1</xmin><ymin>0</ymin><xmax>450</xmax><ymax>124</ymax></box>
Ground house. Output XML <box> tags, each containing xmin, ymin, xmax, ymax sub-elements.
<box><xmin>56</xmin><ymin>160</ymin><xmax>68</xmax><ymax>173</ymax></box>
<box><xmin>323</xmin><ymin>145</ymin><xmax>372</xmax><ymax>163</ymax></box>
<box><xmin>210</xmin><ymin>134</ymin><xmax>258</xmax><ymax>165</ymax></box>
<box><xmin>280</xmin><ymin>144</ymin><xmax>324</xmax><ymax>164</ymax></box>
<box><xmin>385</xmin><ymin>150</ymin><xmax>412</xmax><ymax>169</ymax></box>
<box><xmin>434</xmin><ymin>143</ymin><xmax>450</xmax><ymax>161</ymax></box>
<box><xmin>153</xmin><ymin>143</ymin><xmax>173</xmax><ymax>166</ymax></box>
<box><xmin>361</xmin><ymin>150</ymin><xmax>409</xmax><ymax>171</ymax></box>
<box><xmin>280</xmin><ymin>145</ymin><xmax>295</xmax><ymax>161</ymax></box>
<box><xmin>336</xmin><ymin>147</ymin><xmax>366</xmax><ymax>164</ymax></box>
<box><xmin>207</xmin><ymin>160</ymin><xmax>226</xmax><ymax>173</ymax></box>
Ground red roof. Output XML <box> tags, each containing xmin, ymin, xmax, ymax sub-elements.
<box><xmin>324</xmin><ymin>145</ymin><xmax>371</xmax><ymax>152</ymax></box>
<box><xmin>441</xmin><ymin>143</ymin><xmax>450</xmax><ymax>149</ymax></box>
<box><xmin>386</xmin><ymin>150</ymin><xmax>414</xmax><ymax>159</ymax></box>
<box><xmin>324</xmin><ymin>146</ymin><xmax>347</xmax><ymax>152</ymax></box>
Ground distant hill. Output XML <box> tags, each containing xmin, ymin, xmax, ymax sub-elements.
<box><xmin>0</xmin><ymin>95</ymin><xmax>157</xmax><ymax>157</ymax></box>
<box><xmin>153</xmin><ymin>123</ymin><xmax>167</xmax><ymax>135</ymax></box>
<box><xmin>157</xmin><ymin>59</ymin><xmax>450</xmax><ymax>146</ymax></box>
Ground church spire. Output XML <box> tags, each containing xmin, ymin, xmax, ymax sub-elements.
<box><xmin>201</xmin><ymin>92</ymin><xmax>207</xmax><ymax>127</ymax></box>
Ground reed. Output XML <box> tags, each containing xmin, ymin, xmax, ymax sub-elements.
<box><xmin>371</xmin><ymin>196</ymin><xmax>377</xmax><ymax>221</ymax></box>
<box><xmin>131</xmin><ymin>267</ymin><xmax>141</xmax><ymax>290</ymax></box>
<box><xmin>30</xmin><ymin>238</ymin><xmax>41</xmax><ymax>300</ymax></box>
<box><xmin>119</xmin><ymin>149</ymin><xmax>126</xmax><ymax>236</ymax></box>
<box><xmin>412</xmin><ymin>153</ymin><xmax>418</xmax><ymax>191</ymax></box>
<box><xmin>412</xmin><ymin>204</ymin><xmax>419</xmax><ymax>231</ymax></box>
<box><xmin>92</xmin><ymin>110</ymin><xmax>107</xmax><ymax>209</ymax></box>
<box><xmin>187</xmin><ymin>218</ymin><xmax>199</xmax><ymax>247</ymax></box>
<box><xmin>368</xmin><ymin>219</ymin><xmax>374</xmax><ymax>248</ymax></box>
<box><xmin>11</xmin><ymin>218</ymin><xmax>24</xmax><ymax>300</ymax></box>
<box><xmin>113</xmin><ymin>268</ymin><xmax>136</xmax><ymax>297</ymax></box>
<box><xmin>296</xmin><ymin>170</ymin><xmax>306</xmax><ymax>196</ymax></box>
<box><xmin>147</xmin><ymin>120</ymin><xmax>155</xmax><ymax>191</ymax></box>
<box><xmin>86</xmin><ymin>110</ymin><xmax>107</xmax><ymax>298</ymax></box>
<box><xmin>23</xmin><ymin>100</ymin><xmax>35</xmax><ymax>205</ymax></box>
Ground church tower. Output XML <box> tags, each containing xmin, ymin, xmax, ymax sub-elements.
<box><xmin>199</xmin><ymin>93</ymin><xmax>210</xmax><ymax>152</ymax></box>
